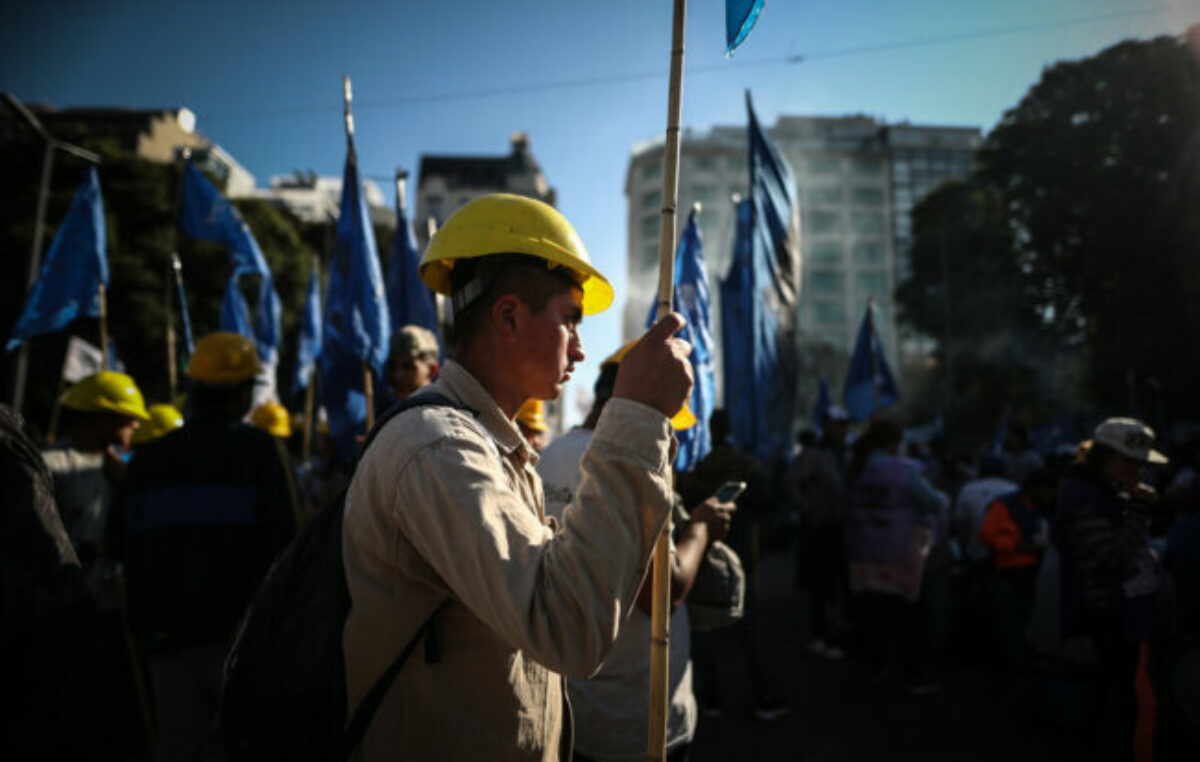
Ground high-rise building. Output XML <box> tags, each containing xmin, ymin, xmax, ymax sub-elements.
<box><xmin>624</xmin><ymin>115</ymin><xmax>980</xmax><ymax>395</ymax></box>
<box><xmin>414</xmin><ymin>132</ymin><xmax>555</xmax><ymax>249</ymax></box>
<box><xmin>249</xmin><ymin>170</ymin><xmax>390</xmax><ymax>227</ymax></box>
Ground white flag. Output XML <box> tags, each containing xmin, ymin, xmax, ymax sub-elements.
<box><xmin>61</xmin><ymin>336</ymin><xmax>103</xmax><ymax>382</ymax></box>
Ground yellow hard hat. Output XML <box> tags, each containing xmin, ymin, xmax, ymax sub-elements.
<box><xmin>187</xmin><ymin>332</ymin><xmax>261</xmax><ymax>385</ymax></box>
<box><xmin>132</xmin><ymin>404</ymin><xmax>184</xmax><ymax>444</ymax></box>
<box><xmin>419</xmin><ymin>193</ymin><xmax>614</xmax><ymax>316</ymax></box>
<box><xmin>601</xmin><ymin>340</ymin><xmax>697</xmax><ymax>431</ymax></box>
<box><xmin>515</xmin><ymin>399</ymin><xmax>549</xmax><ymax>433</ymax></box>
<box><xmin>250</xmin><ymin>402</ymin><xmax>292</xmax><ymax>438</ymax></box>
<box><xmin>60</xmin><ymin>372</ymin><xmax>152</xmax><ymax>421</ymax></box>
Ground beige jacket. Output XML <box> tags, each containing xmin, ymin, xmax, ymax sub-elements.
<box><xmin>342</xmin><ymin>360</ymin><xmax>675</xmax><ymax>761</ymax></box>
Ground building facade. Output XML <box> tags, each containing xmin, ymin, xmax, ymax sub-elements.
<box><xmin>624</xmin><ymin>115</ymin><xmax>980</xmax><ymax>396</ymax></box>
<box><xmin>247</xmin><ymin>169</ymin><xmax>389</xmax><ymax>227</ymax></box>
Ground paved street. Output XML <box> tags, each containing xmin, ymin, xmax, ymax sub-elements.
<box><xmin>690</xmin><ymin>552</ymin><xmax>1092</xmax><ymax>762</ymax></box>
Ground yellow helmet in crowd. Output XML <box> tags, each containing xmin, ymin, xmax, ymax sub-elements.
<box><xmin>132</xmin><ymin>404</ymin><xmax>184</xmax><ymax>445</ymax></box>
<box><xmin>419</xmin><ymin>194</ymin><xmax>614</xmax><ymax>316</ymax></box>
<box><xmin>187</xmin><ymin>332</ymin><xmax>261</xmax><ymax>385</ymax></box>
<box><xmin>602</xmin><ymin>341</ymin><xmax>697</xmax><ymax>431</ymax></box>
<box><xmin>515</xmin><ymin>399</ymin><xmax>549</xmax><ymax>434</ymax></box>
<box><xmin>250</xmin><ymin>402</ymin><xmax>292</xmax><ymax>438</ymax></box>
<box><xmin>60</xmin><ymin>371</ymin><xmax>151</xmax><ymax>421</ymax></box>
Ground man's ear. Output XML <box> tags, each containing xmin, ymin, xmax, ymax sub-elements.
<box><xmin>491</xmin><ymin>293</ymin><xmax>526</xmax><ymax>343</ymax></box>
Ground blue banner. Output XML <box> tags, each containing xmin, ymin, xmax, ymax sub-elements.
<box><xmin>842</xmin><ymin>303</ymin><xmax>899</xmax><ymax>421</ymax></box>
<box><xmin>293</xmin><ymin>257</ymin><xmax>322</xmax><ymax>393</ymax></box>
<box><xmin>726</xmin><ymin>0</ymin><xmax>766</xmax><ymax>54</ymax></box>
<box><xmin>719</xmin><ymin>93</ymin><xmax>802</xmax><ymax>463</ymax></box>
<box><xmin>645</xmin><ymin>209</ymin><xmax>715</xmax><ymax>472</ymax></box>
<box><xmin>8</xmin><ymin>168</ymin><xmax>108</xmax><ymax>351</ymax></box>
<box><xmin>319</xmin><ymin>144</ymin><xmax>390</xmax><ymax>459</ymax></box>
<box><xmin>179</xmin><ymin>161</ymin><xmax>281</xmax><ymax>364</ymax></box>
<box><xmin>386</xmin><ymin>194</ymin><xmax>440</xmax><ymax>342</ymax></box>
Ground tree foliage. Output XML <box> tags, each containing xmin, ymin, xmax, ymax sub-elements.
<box><xmin>898</xmin><ymin>35</ymin><xmax>1200</xmax><ymax>431</ymax></box>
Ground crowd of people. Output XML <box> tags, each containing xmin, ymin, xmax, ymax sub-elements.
<box><xmin>3</xmin><ymin>193</ymin><xmax>1197</xmax><ymax>761</ymax></box>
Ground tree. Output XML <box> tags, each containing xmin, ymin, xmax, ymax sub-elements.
<box><xmin>898</xmin><ymin>35</ymin><xmax>1200</xmax><ymax>435</ymax></box>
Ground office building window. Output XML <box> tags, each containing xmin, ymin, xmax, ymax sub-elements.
<box><xmin>810</xmin><ymin>272</ymin><xmax>845</xmax><ymax>295</ymax></box>
<box><xmin>813</xmin><ymin>300</ymin><xmax>846</xmax><ymax>324</ymax></box>
<box><xmin>807</xmin><ymin>186</ymin><xmax>844</xmax><ymax>205</ymax></box>
<box><xmin>691</xmin><ymin>185</ymin><xmax>717</xmax><ymax>203</ymax></box>
<box><xmin>641</xmin><ymin>215</ymin><xmax>659</xmax><ymax>238</ymax></box>
<box><xmin>810</xmin><ymin>241</ymin><xmax>842</xmax><ymax>265</ymax></box>
<box><xmin>853</xmin><ymin>241</ymin><xmax>884</xmax><ymax>264</ymax></box>
<box><xmin>692</xmin><ymin>155</ymin><xmax>718</xmax><ymax>172</ymax></box>
<box><xmin>853</xmin><ymin>157</ymin><xmax>884</xmax><ymax>175</ymax></box>
<box><xmin>809</xmin><ymin>211</ymin><xmax>840</xmax><ymax>234</ymax></box>
<box><xmin>851</xmin><ymin>211</ymin><xmax>885</xmax><ymax>235</ymax></box>
<box><xmin>727</xmin><ymin>155</ymin><xmax>745</xmax><ymax>172</ymax></box>
<box><xmin>856</xmin><ymin>271</ymin><xmax>888</xmax><ymax>295</ymax></box>
<box><xmin>853</xmin><ymin>187</ymin><xmax>884</xmax><ymax>205</ymax></box>
<box><xmin>643</xmin><ymin>161</ymin><xmax>663</xmax><ymax>179</ymax></box>
<box><xmin>807</xmin><ymin>157</ymin><xmax>842</xmax><ymax>175</ymax></box>
<box><xmin>642</xmin><ymin>189</ymin><xmax>661</xmax><ymax>210</ymax></box>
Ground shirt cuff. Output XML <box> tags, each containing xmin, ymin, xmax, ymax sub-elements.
<box><xmin>593</xmin><ymin>397</ymin><xmax>673</xmax><ymax>471</ymax></box>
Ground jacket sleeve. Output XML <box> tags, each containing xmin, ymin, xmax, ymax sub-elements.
<box><xmin>386</xmin><ymin>398</ymin><xmax>674</xmax><ymax>677</ymax></box>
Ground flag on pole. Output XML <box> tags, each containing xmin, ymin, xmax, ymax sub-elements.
<box><xmin>318</xmin><ymin>136</ymin><xmax>391</xmax><ymax>459</ymax></box>
<box><xmin>725</xmin><ymin>0</ymin><xmax>766</xmax><ymax>54</ymax></box>
<box><xmin>7</xmin><ymin>167</ymin><xmax>108</xmax><ymax>351</ymax></box>
<box><xmin>720</xmin><ymin>92</ymin><xmax>802</xmax><ymax>463</ymax></box>
<box><xmin>645</xmin><ymin>209</ymin><xmax>715</xmax><ymax>471</ymax></box>
<box><xmin>385</xmin><ymin>190</ymin><xmax>440</xmax><ymax>340</ymax></box>
<box><xmin>61</xmin><ymin>336</ymin><xmax>104</xmax><ymax>382</ymax></box>
<box><xmin>293</xmin><ymin>257</ymin><xmax>322</xmax><ymax>394</ymax></box>
<box><xmin>842</xmin><ymin>302</ymin><xmax>899</xmax><ymax>421</ymax></box>
<box><xmin>178</xmin><ymin>161</ymin><xmax>282</xmax><ymax>365</ymax></box>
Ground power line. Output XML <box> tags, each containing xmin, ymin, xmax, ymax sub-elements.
<box><xmin>204</xmin><ymin>4</ymin><xmax>1172</xmax><ymax>122</ymax></box>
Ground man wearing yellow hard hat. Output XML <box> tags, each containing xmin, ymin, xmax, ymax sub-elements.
<box><xmin>249</xmin><ymin>401</ymin><xmax>293</xmax><ymax>439</ymax></box>
<box><xmin>131</xmin><ymin>404</ymin><xmax>184</xmax><ymax>447</ymax></box>
<box><xmin>44</xmin><ymin>370</ymin><xmax>151</xmax><ymax>564</ymax></box>
<box><xmin>342</xmin><ymin>193</ymin><xmax>694</xmax><ymax>760</ymax></box>
<box><xmin>110</xmin><ymin>332</ymin><xmax>299</xmax><ymax>761</ymax></box>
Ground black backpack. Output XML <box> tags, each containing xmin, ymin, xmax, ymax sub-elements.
<box><xmin>220</xmin><ymin>393</ymin><xmax>471</xmax><ymax>761</ymax></box>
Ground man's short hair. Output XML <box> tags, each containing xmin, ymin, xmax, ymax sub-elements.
<box><xmin>449</xmin><ymin>254</ymin><xmax>581</xmax><ymax>351</ymax></box>
<box><xmin>390</xmin><ymin>325</ymin><xmax>439</xmax><ymax>362</ymax></box>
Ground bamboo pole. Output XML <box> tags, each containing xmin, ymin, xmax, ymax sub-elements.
<box><xmin>98</xmin><ymin>283</ymin><xmax>110</xmax><ymax>370</ymax></box>
<box><xmin>362</xmin><ymin>363</ymin><xmax>375</xmax><ymax>432</ymax></box>
<box><xmin>302</xmin><ymin>374</ymin><xmax>316</xmax><ymax>461</ymax></box>
<box><xmin>648</xmin><ymin>1</ymin><xmax>687</xmax><ymax>759</ymax></box>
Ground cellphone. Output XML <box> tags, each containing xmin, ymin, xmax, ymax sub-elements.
<box><xmin>714</xmin><ymin>480</ymin><xmax>747</xmax><ymax>503</ymax></box>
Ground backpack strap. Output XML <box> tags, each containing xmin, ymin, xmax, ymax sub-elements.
<box><xmin>340</xmin><ymin>392</ymin><xmax>472</xmax><ymax>755</ymax></box>
<box><xmin>342</xmin><ymin>599</ymin><xmax>451</xmax><ymax>755</ymax></box>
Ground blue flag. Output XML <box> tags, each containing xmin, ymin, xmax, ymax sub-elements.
<box><xmin>8</xmin><ymin>168</ymin><xmax>108</xmax><ymax>351</ymax></box>
<box><xmin>385</xmin><ymin>192</ymin><xmax>440</xmax><ymax>340</ymax></box>
<box><xmin>720</xmin><ymin>93</ymin><xmax>802</xmax><ymax>463</ymax></box>
<box><xmin>293</xmin><ymin>258</ymin><xmax>322</xmax><ymax>393</ymax></box>
<box><xmin>813</xmin><ymin>377</ymin><xmax>833</xmax><ymax>435</ymax></box>
<box><xmin>644</xmin><ymin>210</ymin><xmax>715</xmax><ymax>472</ymax></box>
<box><xmin>726</xmin><ymin>0</ymin><xmax>765</xmax><ymax>53</ymax></box>
<box><xmin>179</xmin><ymin>161</ymin><xmax>281</xmax><ymax>364</ymax></box>
<box><xmin>842</xmin><ymin>303</ymin><xmax>899</xmax><ymax>421</ymax></box>
<box><xmin>319</xmin><ymin>145</ymin><xmax>391</xmax><ymax>459</ymax></box>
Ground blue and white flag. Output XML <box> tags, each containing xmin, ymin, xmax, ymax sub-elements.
<box><xmin>293</xmin><ymin>257</ymin><xmax>322</xmax><ymax>393</ymax></box>
<box><xmin>319</xmin><ymin>141</ymin><xmax>391</xmax><ymax>459</ymax></box>
<box><xmin>8</xmin><ymin>168</ymin><xmax>108</xmax><ymax>351</ymax></box>
<box><xmin>842</xmin><ymin>302</ymin><xmax>899</xmax><ymax>421</ymax></box>
<box><xmin>179</xmin><ymin>161</ymin><xmax>281</xmax><ymax>365</ymax></box>
<box><xmin>726</xmin><ymin>0</ymin><xmax>766</xmax><ymax>54</ymax></box>
<box><xmin>720</xmin><ymin>92</ymin><xmax>802</xmax><ymax>463</ymax></box>
<box><xmin>645</xmin><ymin>209</ymin><xmax>715</xmax><ymax>472</ymax></box>
<box><xmin>385</xmin><ymin>189</ymin><xmax>440</xmax><ymax>342</ymax></box>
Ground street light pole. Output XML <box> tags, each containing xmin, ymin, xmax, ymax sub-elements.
<box><xmin>3</xmin><ymin>92</ymin><xmax>101</xmax><ymax>412</ymax></box>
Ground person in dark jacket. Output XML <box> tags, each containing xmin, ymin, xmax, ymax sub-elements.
<box><xmin>110</xmin><ymin>332</ymin><xmax>299</xmax><ymax>762</ymax></box>
<box><xmin>1053</xmin><ymin>417</ymin><xmax>1166</xmax><ymax>762</ymax></box>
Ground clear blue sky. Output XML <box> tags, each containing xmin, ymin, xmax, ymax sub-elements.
<box><xmin>2</xmin><ymin>0</ymin><xmax>1191</xmax><ymax>421</ymax></box>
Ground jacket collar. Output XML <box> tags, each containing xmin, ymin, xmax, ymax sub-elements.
<box><xmin>431</xmin><ymin>360</ymin><xmax>538</xmax><ymax>465</ymax></box>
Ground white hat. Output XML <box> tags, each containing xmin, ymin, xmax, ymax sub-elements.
<box><xmin>1093</xmin><ymin>418</ymin><xmax>1168</xmax><ymax>464</ymax></box>
<box><xmin>825</xmin><ymin>405</ymin><xmax>852</xmax><ymax>423</ymax></box>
